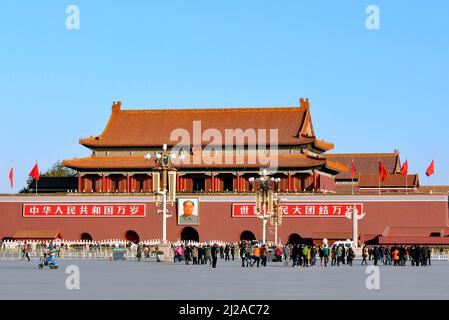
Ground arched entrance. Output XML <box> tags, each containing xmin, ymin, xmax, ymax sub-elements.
<box><xmin>181</xmin><ymin>227</ymin><xmax>199</xmax><ymax>242</ymax></box>
<box><xmin>288</xmin><ymin>233</ymin><xmax>302</xmax><ymax>245</ymax></box>
<box><xmin>125</xmin><ymin>230</ymin><xmax>140</xmax><ymax>243</ymax></box>
<box><xmin>81</xmin><ymin>233</ymin><xmax>93</xmax><ymax>242</ymax></box>
<box><xmin>240</xmin><ymin>230</ymin><xmax>256</xmax><ymax>241</ymax></box>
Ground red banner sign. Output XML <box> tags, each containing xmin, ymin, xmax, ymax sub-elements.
<box><xmin>23</xmin><ymin>204</ymin><xmax>146</xmax><ymax>217</ymax></box>
<box><xmin>232</xmin><ymin>203</ymin><xmax>363</xmax><ymax>218</ymax></box>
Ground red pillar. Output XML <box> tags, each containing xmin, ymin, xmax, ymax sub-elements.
<box><xmin>126</xmin><ymin>175</ymin><xmax>130</xmax><ymax>193</ymax></box>
<box><xmin>237</xmin><ymin>173</ymin><xmax>241</xmax><ymax>192</ymax></box>
<box><xmin>313</xmin><ymin>172</ymin><xmax>318</xmax><ymax>191</ymax></box>
<box><xmin>102</xmin><ymin>175</ymin><xmax>106</xmax><ymax>192</ymax></box>
<box><xmin>85</xmin><ymin>176</ymin><xmax>90</xmax><ymax>192</ymax></box>
<box><xmin>78</xmin><ymin>175</ymin><xmax>82</xmax><ymax>192</ymax></box>
<box><xmin>176</xmin><ymin>174</ymin><xmax>180</xmax><ymax>192</ymax></box>
<box><xmin>211</xmin><ymin>174</ymin><xmax>215</xmax><ymax>192</ymax></box>
<box><xmin>288</xmin><ymin>172</ymin><xmax>292</xmax><ymax>191</ymax></box>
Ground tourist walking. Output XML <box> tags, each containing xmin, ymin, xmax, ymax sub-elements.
<box><xmin>318</xmin><ymin>245</ymin><xmax>324</xmax><ymax>266</ymax></box>
<box><xmin>192</xmin><ymin>246</ymin><xmax>198</xmax><ymax>265</ymax></box>
<box><xmin>211</xmin><ymin>244</ymin><xmax>218</xmax><ymax>268</ymax></box>
<box><xmin>373</xmin><ymin>246</ymin><xmax>379</xmax><ymax>266</ymax></box>
<box><xmin>331</xmin><ymin>246</ymin><xmax>337</xmax><ymax>266</ymax></box>
<box><xmin>239</xmin><ymin>242</ymin><xmax>246</xmax><ymax>267</ymax></box>
<box><xmin>136</xmin><ymin>244</ymin><xmax>142</xmax><ymax>262</ymax></box>
<box><xmin>302</xmin><ymin>245</ymin><xmax>309</xmax><ymax>267</ymax></box>
<box><xmin>361</xmin><ymin>245</ymin><xmax>368</xmax><ymax>265</ymax></box>
<box><xmin>347</xmin><ymin>247</ymin><xmax>355</xmax><ymax>266</ymax></box>
<box><xmin>224</xmin><ymin>244</ymin><xmax>230</xmax><ymax>261</ymax></box>
<box><xmin>336</xmin><ymin>246</ymin><xmax>342</xmax><ymax>266</ymax></box>
<box><xmin>323</xmin><ymin>245</ymin><xmax>330</xmax><ymax>267</ymax></box>
<box><xmin>283</xmin><ymin>244</ymin><xmax>290</xmax><ymax>266</ymax></box>
<box><xmin>251</xmin><ymin>245</ymin><xmax>261</xmax><ymax>267</ymax></box>
<box><xmin>204</xmin><ymin>245</ymin><xmax>212</xmax><ymax>265</ymax></box>
<box><xmin>291</xmin><ymin>245</ymin><xmax>299</xmax><ymax>267</ymax></box>
<box><xmin>21</xmin><ymin>241</ymin><xmax>31</xmax><ymax>262</ymax></box>
<box><xmin>260</xmin><ymin>245</ymin><xmax>268</xmax><ymax>267</ymax></box>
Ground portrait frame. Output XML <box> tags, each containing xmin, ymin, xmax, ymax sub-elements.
<box><xmin>177</xmin><ymin>197</ymin><xmax>200</xmax><ymax>225</ymax></box>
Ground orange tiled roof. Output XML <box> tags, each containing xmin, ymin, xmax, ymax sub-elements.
<box><xmin>63</xmin><ymin>154</ymin><xmax>343</xmax><ymax>171</ymax></box>
<box><xmin>381</xmin><ymin>226</ymin><xmax>449</xmax><ymax>237</ymax></box>
<box><xmin>314</xmin><ymin>139</ymin><xmax>334</xmax><ymax>151</ymax></box>
<box><xmin>13</xmin><ymin>230</ymin><xmax>62</xmax><ymax>240</ymax></box>
<box><xmin>326</xmin><ymin>153</ymin><xmax>400</xmax><ymax>180</ymax></box>
<box><xmin>357</xmin><ymin>174</ymin><xmax>419</xmax><ymax>188</ymax></box>
<box><xmin>79</xmin><ymin>102</ymin><xmax>332</xmax><ymax>149</ymax></box>
<box><xmin>324</xmin><ymin>160</ymin><xmax>347</xmax><ymax>173</ymax></box>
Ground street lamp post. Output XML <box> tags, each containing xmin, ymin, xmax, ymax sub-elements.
<box><xmin>271</xmin><ymin>193</ymin><xmax>284</xmax><ymax>246</ymax></box>
<box><xmin>249</xmin><ymin>169</ymin><xmax>281</xmax><ymax>245</ymax></box>
<box><xmin>145</xmin><ymin>144</ymin><xmax>185</xmax><ymax>244</ymax></box>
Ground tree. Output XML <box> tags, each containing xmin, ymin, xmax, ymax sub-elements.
<box><xmin>42</xmin><ymin>161</ymin><xmax>76</xmax><ymax>177</ymax></box>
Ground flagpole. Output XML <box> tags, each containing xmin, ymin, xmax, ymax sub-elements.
<box><xmin>405</xmin><ymin>174</ymin><xmax>408</xmax><ymax>195</ymax></box>
<box><xmin>405</xmin><ymin>158</ymin><xmax>408</xmax><ymax>195</ymax></box>
<box><xmin>351</xmin><ymin>176</ymin><xmax>354</xmax><ymax>195</ymax></box>
<box><xmin>10</xmin><ymin>160</ymin><xmax>14</xmax><ymax>196</ymax></box>
<box><xmin>433</xmin><ymin>156</ymin><xmax>435</xmax><ymax>194</ymax></box>
<box><xmin>378</xmin><ymin>158</ymin><xmax>381</xmax><ymax>195</ymax></box>
<box><xmin>351</xmin><ymin>159</ymin><xmax>354</xmax><ymax>195</ymax></box>
<box><xmin>35</xmin><ymin>160</ymin><xmax>38</xmax><ymax>196</ymax></box>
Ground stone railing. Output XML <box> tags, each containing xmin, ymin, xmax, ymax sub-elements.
<box><xmin>0</xmin><ymin>247</ymin><xmax>162</xmax><ymax>260</ymax></box>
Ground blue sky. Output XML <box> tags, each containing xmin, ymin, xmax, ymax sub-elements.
<box><xmin>0</xmin><ymin>0</ymin><xmax>448</xmax><ymax>193</ymax></box>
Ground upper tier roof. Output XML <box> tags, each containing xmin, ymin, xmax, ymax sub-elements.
<box><xmin>79</xmin><ymin>100</ymin><xmax>333</xmax><ymax>151</ymax></box>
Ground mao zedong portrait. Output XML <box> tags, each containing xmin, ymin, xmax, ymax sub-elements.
<box><xmin>179</xmin><ymin>199</ymin><xmax>199</xmax><ymax>225</ymax></box>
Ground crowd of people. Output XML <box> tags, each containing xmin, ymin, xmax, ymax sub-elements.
<box><xmin>1</xmin><ymin>239</ymin><xmax>444</xmax><ymax>268</ymax></box>
<box><xmin>361</xmin><ymin>245</ymin><xmax>433</xmax><ymax>266</ymax></box>
<box><xmin>170</xmin><ymin>241</ymin><xmax>441</xmax><ymax>268</ymax></box>
<box><xmin>171</xmin><ymin>243</ymin><xmax>239</xmax><ymax>268</ymax></box>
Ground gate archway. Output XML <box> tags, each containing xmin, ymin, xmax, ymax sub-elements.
<box><xmin>240</xmin><ymin>230</ymin><xmax>256</xmax><ymax>241</ymax></box>
<box><xmin>181</xmin><ymin>227</ymin><xmax>199</xmax><ymax>242</ymax></box>
<box><xmin>125</xmin><ymin>230</ymin><xmax>140</xmax><ymax>243</ymax></box>
<box><xmin>288</xmin><ymin>233</ymin><xmax>302</xmax><ymax>245</ymax></box>
<box><xmin>81</xmin><ymin>233</ymin><xmax>93</xmax><ymax>242</ymax></box>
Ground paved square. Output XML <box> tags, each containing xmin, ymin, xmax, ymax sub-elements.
<box><xmin>0</xmin><ymin>258</ymin><xmax>448</xmax><ymax>299</ymax></box>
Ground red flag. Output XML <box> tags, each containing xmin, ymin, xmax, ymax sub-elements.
<box><xmin>426</xmin><ymin>160</ymin><xmax>435</xmax><ymax>177</ymax></box>
<box><xmin>29</xmin><ymin>163</ymin><xmax>40</xmax><ymax>181</ymax></box>
<box><xmin>350</xmin><ymin>160</ymin><xmax>356</xmax><ymax>179</ymax></box>
<box><xmin>379</xmin><ymin>160</ymin><xmax>388</xmax><ymax>182</ymax></box>
<box><xmin>9</xmin><ymin>162</ymin><xmax>14</xmax><ymax>189</ymax></box>
<box><xmin>400</xmin><ymin>160</ymin><xmax>408</xmax><ymax>176</ymax></box>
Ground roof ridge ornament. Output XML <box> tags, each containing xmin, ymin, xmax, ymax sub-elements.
<box><xmin>112</xmin><ymin>101</ymin><xmax>122</xmax><ymax>113</ymax></box>
<box><xmin>299</xmin><ymin>97</ymin><xmax>309</xmax><ymax>108</ymax></box>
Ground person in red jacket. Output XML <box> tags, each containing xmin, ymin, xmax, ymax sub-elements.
<box><xmin>21</xmin><ymin>241</ymin><xmax>31</xmax><ymax>262</ymax></box>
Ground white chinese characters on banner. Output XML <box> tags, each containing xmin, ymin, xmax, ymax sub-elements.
<box><xmin>23</xmin><ymin>204</ymin><xmax>146</xmax><ymax>217</ymax></box>
<box><xmin>232</xmin><ymin>203</ymin><xmax>363</xmax><ymax>218</ymax></box>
